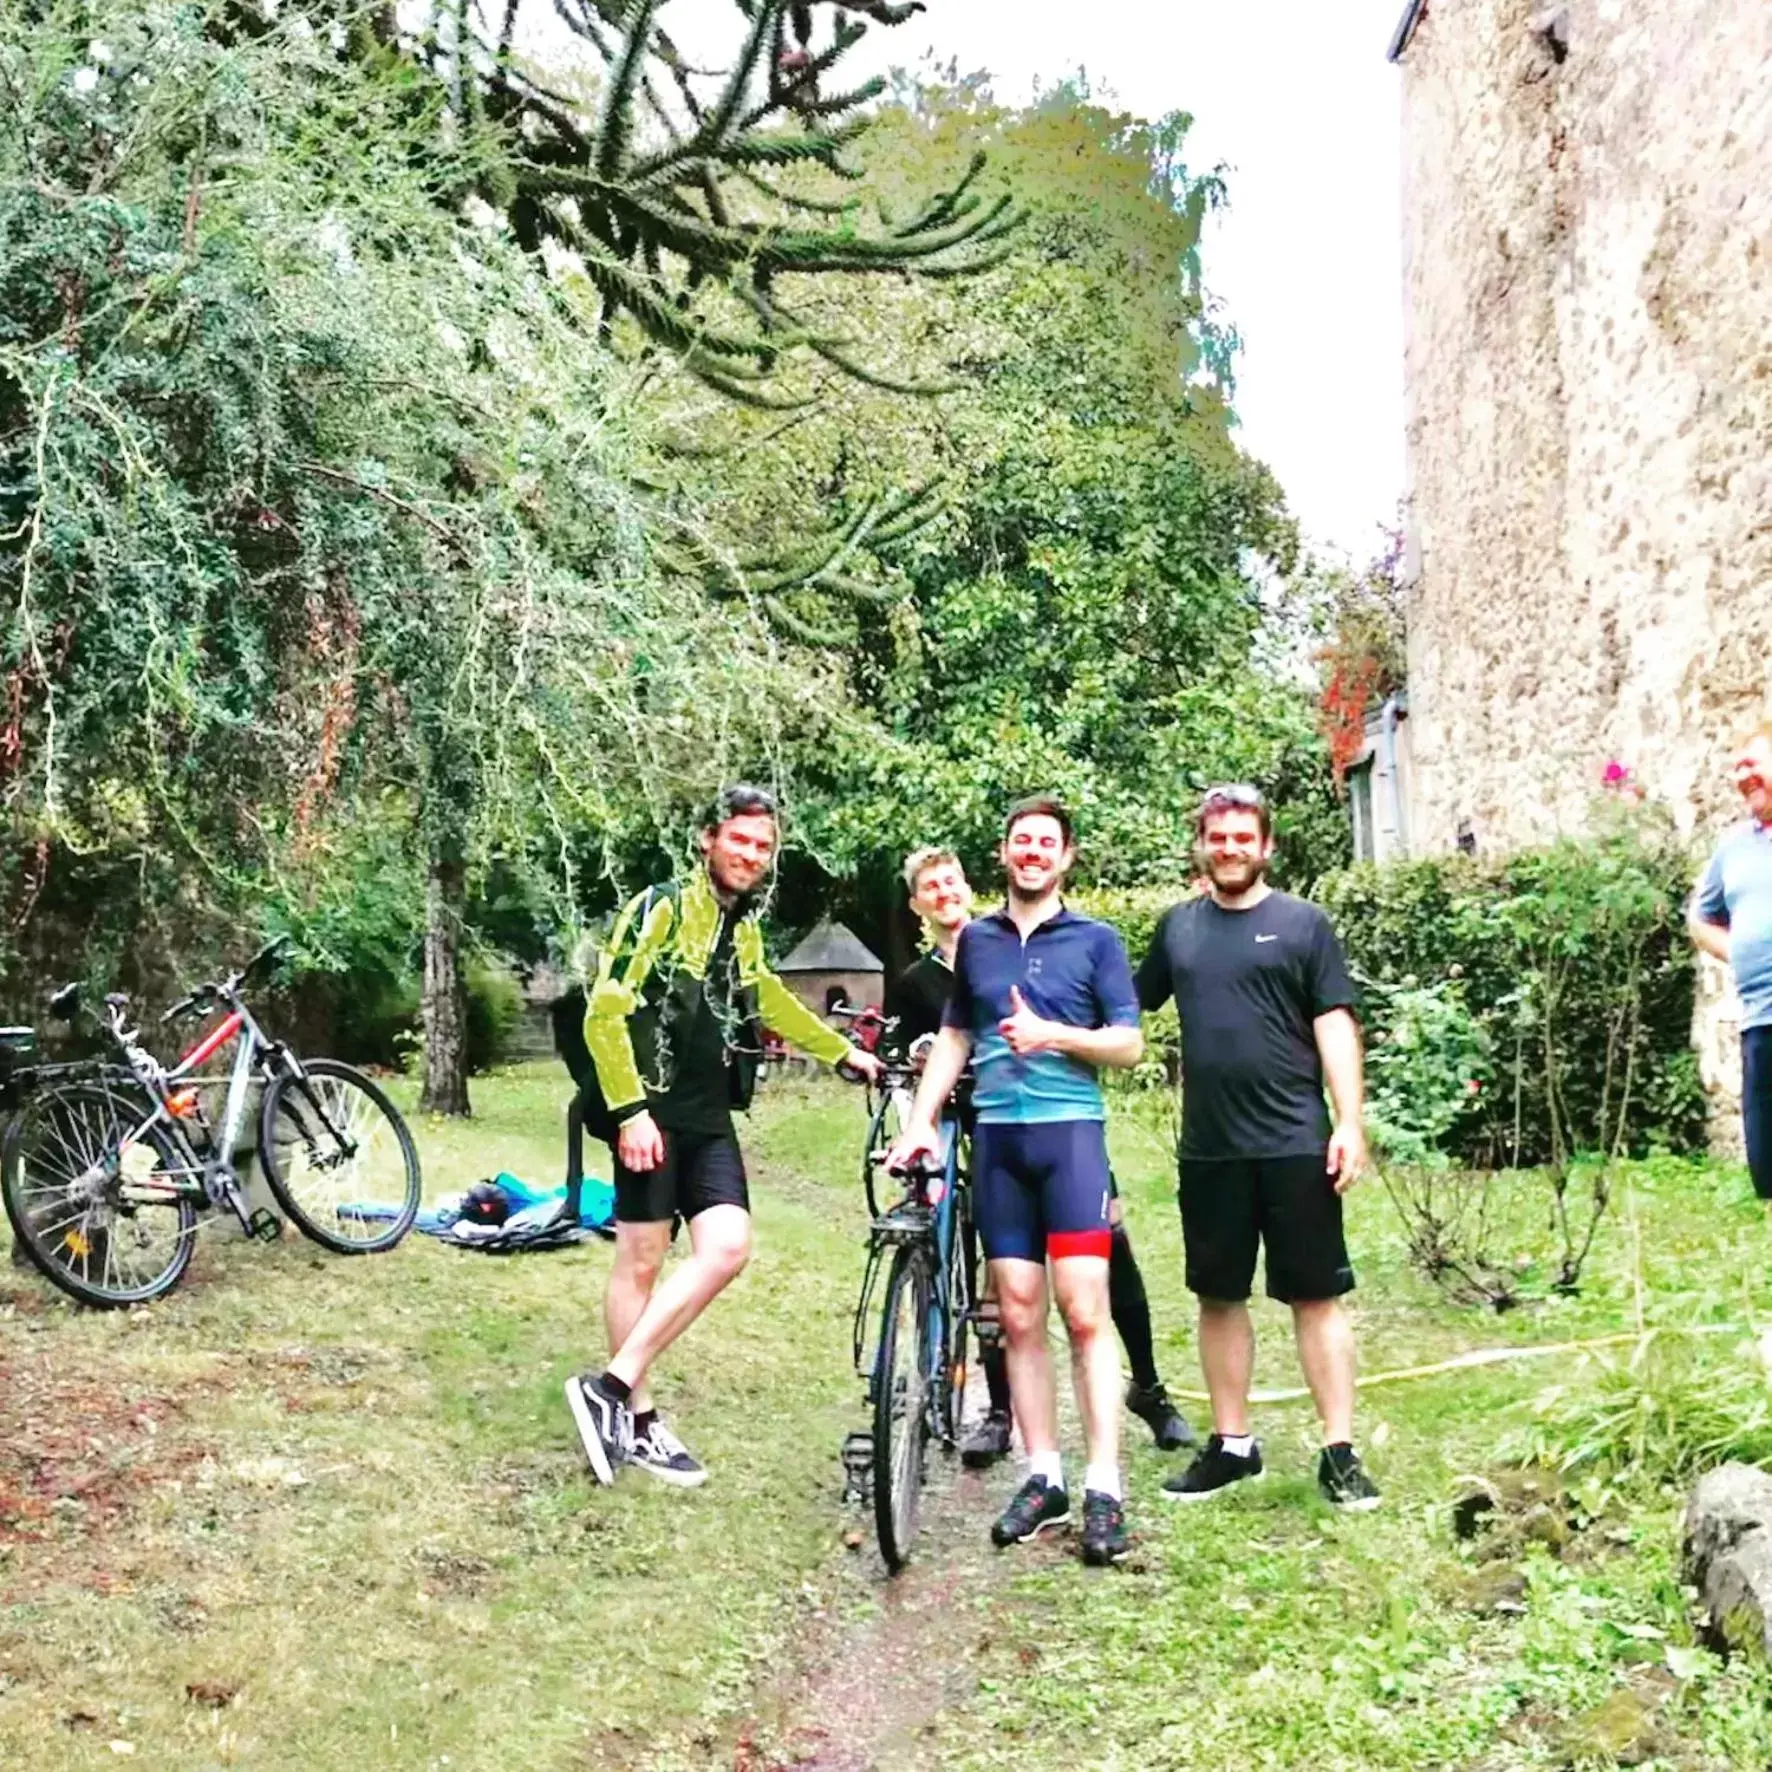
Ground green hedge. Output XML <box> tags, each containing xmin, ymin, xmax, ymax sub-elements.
<box><xmin>1315</xmin><ymin>826</ymin><xmax>1706</xmax><ymax>1164</ymax></box>
<box><xmin>1071</xmin><ymin>828</ymin><xmax>1707</xmax><ymax>1168</ymax></box>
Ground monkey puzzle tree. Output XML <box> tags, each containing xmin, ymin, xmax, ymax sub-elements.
<box><xmin>388</xmin><ymin>0</ymin><xmax>1026</xmax><ymax>1099</ymax></box>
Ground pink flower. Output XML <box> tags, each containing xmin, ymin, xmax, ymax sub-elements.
<box><xmin>1602</xmin><ymin>759</ymin><xmax>1629</xmax><ymax>785</ymax></box>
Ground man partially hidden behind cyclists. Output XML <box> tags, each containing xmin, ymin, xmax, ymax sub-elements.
<box><xmin>1136</xmin><ymin>784</ymin><xmax>1381</xmax><ymax>1511</ymax></box>
<box><xmin>886</xmin><ymin>846</ymin><xmax>1192</xmax><ymax>1464</ymax></box>
<box><xmin>890</xmin><ymin>799</ymin><xmax>1145</xmax><ymax>1564</ymax></box>
<box><xmin>567</xmin><ymin>785</ymin><xmax>882</xmax><ymax>1488</ymax></box>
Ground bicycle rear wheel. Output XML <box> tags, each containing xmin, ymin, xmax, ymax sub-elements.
<box><xmin>938</xmin><ymin>1200</ymin><xmax>979</xmax><ymax>1444</ymax></box>
<box><xmin>873</xmin><ymin>1242</ymin><xmax>934</xmax><ymax>1572</ymax></box>
<box><xmin>258</xmin><ymin>1059</ymin><xmax>420</xmax><ymax>1254</ymax></box>
<box><xmin>2</xmin><ymin>1083</ymin><xmax>197</xmax><ymax>1308</ymax></box>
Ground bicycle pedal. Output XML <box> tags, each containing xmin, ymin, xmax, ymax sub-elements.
<box><xmin>248</xmin><ymin>1208</ymin><xmax>283</xmax><ymax>1243</ymax></box>
<box><xmin>840</xmin><ymin>1429</ymin><xmax>874</xmax><ymax>1502</ymax></box>
<box><xmin>839</xmin><ymin>1431</ymin><xmax>875</xmax><ymax>1488</ymax></box>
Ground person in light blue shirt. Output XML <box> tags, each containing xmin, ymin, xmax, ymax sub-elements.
<box><xmin>1689</xmin><ymin>721</ymin><xmax>1772</xmax><ymax>1207</ymax></box>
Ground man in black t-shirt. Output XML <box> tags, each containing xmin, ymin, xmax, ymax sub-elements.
<box><xmin>1136</xmin><ymin>785</ymin><xmax>1380</xmax><ymax>1512</ymax></box>
<box><xmin>887</xmin><ymin>846</ymin><xmax>1193</xmax><ymax>1462</ymax></box>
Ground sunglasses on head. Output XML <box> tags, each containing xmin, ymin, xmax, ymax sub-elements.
<box><xmin>716</xmin><ymin>783</ymin><xmax>778</xmax><ymax>819</ymax></box>
<box><xmin>1199</xmin><ymin>783</ymin><xmax>1265</xmax><ymax>813</ymax></box>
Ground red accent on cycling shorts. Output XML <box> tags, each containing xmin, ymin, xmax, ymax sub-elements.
<box><xmin>1047</xmin><ymin>1229</ymin><xmax>1111</xmax><ymax>1261</ymax></box>
<box><xmin>180</xmin><ymin>1011</ymin><xmax>244</xmax><ymax>1071</ymax></box>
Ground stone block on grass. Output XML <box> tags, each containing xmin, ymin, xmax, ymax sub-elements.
<box><xmin>1683</xmin><ymin>1462</ymin><xmax>1772</xmax><ymax>1659</ymax></box>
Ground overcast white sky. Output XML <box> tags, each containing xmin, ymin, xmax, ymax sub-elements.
<box><xmin>521</xmin><ymin>0</ymin><xmax>1408</xmax><ymax>562</ymax></box>
<box><xmin>880</xmin><ymin>0</ymin><xmax>1409</xmax><ymax>564</ymax></box>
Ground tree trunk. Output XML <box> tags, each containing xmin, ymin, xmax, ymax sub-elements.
<box><xmin>420</xmin><ymin>848</ymin><xmax>471</xmax><ymax>1117</ymax></box>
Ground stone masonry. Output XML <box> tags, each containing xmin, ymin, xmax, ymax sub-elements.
<box><xmin>1394</xmin><ymin>0</ymin><xmax>1772</xmax><ymax>1136</ymax></box>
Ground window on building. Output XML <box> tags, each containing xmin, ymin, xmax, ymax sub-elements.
<box><xmin>1349</xmin><ymin>759</ymin><xmax>1376</xmax><ymax>863</ymax></box>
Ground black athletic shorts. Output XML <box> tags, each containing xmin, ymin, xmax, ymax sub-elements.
<box><xmin>614</xmin><ymin>1126</ymin><xmax>749</xmax><ymax>1225</ymax></box>
<box><xmin>1177</xmin><ymin>1151</ymin><xmax>1354</xmax><ymax>1304</ymax></box>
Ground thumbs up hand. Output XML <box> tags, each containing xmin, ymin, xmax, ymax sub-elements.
<box><xmin>999</xmin><ymin>985</ymin><xmax>1058</xmax><ymax>1056</ymax></box>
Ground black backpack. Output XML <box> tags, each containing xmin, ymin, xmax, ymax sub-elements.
<box><xmin>550</xmin><ymin>984</ymin><xmax>617</xmax><ymax>1143</ymax></box>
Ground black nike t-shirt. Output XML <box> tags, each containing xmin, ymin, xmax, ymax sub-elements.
<box><xmin>1135</xmin><ymin>891</ymin><xmax>1358</xmax><ymax>1160</ymax></box>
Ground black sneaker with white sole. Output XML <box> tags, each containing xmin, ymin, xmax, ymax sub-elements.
<box><xmin>630</xmin><ymin>1418</ymin><xmax>707</xmax><ymax>1488</ymax></box>
<box><xmin>1318</xmin><ymin>1443</ymin><xmax>1381</xmax><ymax>1512</ymax></box>
<box><xmin>565</xmin><ymin>1372</ymin><xmax>632</xmax><ymax>1486</ymax></box>
<box><xmin>991</xmin><ymin>1476</ymin><xmax>1071</xmax><ymax>1546</ymax></box>
<box><xmin>1162</xmin><ymin>1433</ymin><xmax>1264</xmax><ymax>1502</ymax></box>
<box><xmin>1125</xmin><ymin>1381</ymin><xmax>1197</xmax><ymax>1451</ymax></box>
<box><xmin>1080</xmin><ymin>1490</ymin><xmax>1130</xmax><ymax>1565</ymax></box>
<box><xmin>960</xmin><ymin>1409</ymin><xmax>1014</xmax><ymax>1468</ymax></box>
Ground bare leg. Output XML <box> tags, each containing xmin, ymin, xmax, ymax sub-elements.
<box><xmin>993</xmin><ymin>1257</ymin><xmax>1056</xmax><ymax>1454</ymax></box>
<box><xmin>1198</xmin><ymin>1297</ymin><xmax>1256</xmax><ymax>1436</ymax></box>
<box><xmin>1052</xmin><ymin>1253</ymin><xmax>1117</xmax><ymax>1477</ymax></box>
<box><xmin>605</xmin><ymin>1219</ymin><xmax>671</xmax><ymax>1413</ymax></box>
<box><xmin>606</xmin><ymin>1204</ymin><xmax>751</xmax><ymax>1395</ymax></box>
<box><xmin>1291</xmin><ymin>1297</ymin><xmax>1357</xmax><ymax>1445</ymax></box>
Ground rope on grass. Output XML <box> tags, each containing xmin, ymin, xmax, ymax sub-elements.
<box><xmin>1166</xmin><ymin>1321</ymin><xmax>1758</xmax><ymax>1407</ymax></box>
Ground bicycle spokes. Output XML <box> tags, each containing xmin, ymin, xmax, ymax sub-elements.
<box><xmin>9</xmin><ymin>1092</ymin><xmax>195</xmax><ymax>1301</ymax></box>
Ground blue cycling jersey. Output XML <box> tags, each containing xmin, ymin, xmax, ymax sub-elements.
<box><xmin>941</xmin><ymin>907</ymin><xmax>1141</xmax><ymax>1125</ymax></box>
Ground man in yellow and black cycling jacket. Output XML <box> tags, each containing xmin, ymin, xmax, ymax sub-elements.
<box><xmin>566</xmin><ymin>785</ymin><xmax>881</xmax><ymax>1490</ymax></box>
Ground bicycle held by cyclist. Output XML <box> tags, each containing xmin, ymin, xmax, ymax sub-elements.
<box><xmin>1</xmin><ymin>937</ymin><xmax>421</xmax><ymax>1308</ymax></box>
<box><xmin>844</xmin><ymin>1025</ymin><xmax>981</xmax><ymax>1571</ymax></box>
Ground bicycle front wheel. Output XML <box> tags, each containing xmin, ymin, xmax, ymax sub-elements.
<box><xmin>2</xmin><ymin>1083</ymin><xmax>197</xmax><ymax>1308</ymax></box>
<box><xmin>873</xmin><ymin>1242</ymin><xmax>935</xmax><ymax>1573</ymax></box>
<box><xmin>258</xmin><ymin>1059</ymin><xmax>420</xmax><ymax>1254</ymax></box>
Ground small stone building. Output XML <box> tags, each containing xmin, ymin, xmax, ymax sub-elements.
<box><xmin>1388</xmin><ymin>0</ymin><xmax>1772</xmax><ymax>1139</ymax></box>
<box><xmin>775</xmin><ymin>922</ymin><xmax>885</xmax><ymax>1022</ymax></box>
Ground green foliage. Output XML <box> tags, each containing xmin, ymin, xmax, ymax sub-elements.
<box><xmin>1065</xmin><ymin>883</ymin><xmax>1180</xmax><ymax>1100</ymax></box>
<box><xmin>1317</xmin><ymin>813</ymin><xmax>1706</xmax><ymax>1166</ymax></box>
<box><xmin>0</xmin><ymin>0</ymin><xmax>843</xmax><ymax>1034</ymax></box>
<box><xmin>1365</xmin><ymin>976</ymin><xmax>1493</xmax><ymax>1168</ymax></box>
<box><xmin>1504</xmin><ymin>1333</ymin><xmax>1772</xmax><ymax>1502</ymax></box>
<box><xmin>464</xmin><ymin>961</ymin><xmax>524</xmax><ymax>1074</ymax></box>
<box><xmin>750</xmin><ymin>85</ymin><xmax>1340</xmax><ymax>908</ymax></box>
<box><xmin>441</xmin><ymin>0</ymin><xmax>1021</xmax><ymax>399</ymax></box>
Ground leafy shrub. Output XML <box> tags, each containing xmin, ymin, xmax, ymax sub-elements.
<box><xmin>1365</xmin><ymin>976</ymin><xmax>1492</xmax><ymax>1167</ymax></box>
<box><xmin>1067</xmin><ymin>884</ymin><xmax>1182</xmax><ymax>1102</ymax></box>
<box><xmin>465</xmin><ymin>963</ymin><xmax>524</xmax><ymax>1074</ymax></box>
<box><xmin>1317</xmin><ymin>814</ymin><xmax>1706</xmax><ymax>1165</ymax></box>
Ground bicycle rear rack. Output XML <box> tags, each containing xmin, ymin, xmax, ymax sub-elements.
<box><xmin>868</xmin><ymin>1203</ymin><xmax>933</xmax><ymax>1243</ymax></box>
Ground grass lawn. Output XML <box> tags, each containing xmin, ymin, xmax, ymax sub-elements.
<box><xmin>4</xmin><ymin>1063</ymin><xmax>1772</xmax><ymax>1770</ymax></box>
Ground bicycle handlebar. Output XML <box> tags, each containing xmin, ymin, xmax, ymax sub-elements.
<box><xmin>831</xmin><ymin>1002</ymin><xmax>890</xmax><ymax>1028</ymax></box>
<box><xmin>163</xmin><ymin>935</ymin><xmax>293</xmax><ymax>1022</ymax></box>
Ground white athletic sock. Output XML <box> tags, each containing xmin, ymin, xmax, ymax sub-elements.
<box><xmin>1219</xmin><ymin>1432</ymin><xmax>1256</xmax><ymax>1458</ymax></box>
<box><xmin>1083</xmin><ymin>1463</ymin><xmax>1121</xmax><ymax>1502</ymax></box>
<box><xmin>1027</xmin><ymin>1450</ymin><xmax>1064</xmax><ymax>1491</ymax></box>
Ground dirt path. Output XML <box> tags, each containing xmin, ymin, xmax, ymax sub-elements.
<box><xmin>725</xmin><ymin>1450</ymin><xmax>1042</xmax><ymax>1772</ymax></box>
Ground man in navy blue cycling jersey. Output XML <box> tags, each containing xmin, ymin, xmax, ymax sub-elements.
<box><xmin>890</xmin><ymin>797</ymin><xmax>1145</xmax><ymax>1565</ymax></box>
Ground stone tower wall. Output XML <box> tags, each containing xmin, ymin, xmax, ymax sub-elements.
<box><xmin>1397</xmin><ymin>0</ymin><xmax>1772</xmax><ymax>1138</ymax></box>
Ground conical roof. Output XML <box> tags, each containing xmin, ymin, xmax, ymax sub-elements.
<box><xmin>776</xmin><ymin>920</ymin><xmax>883</xmax><ymax>974</ymax></box>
